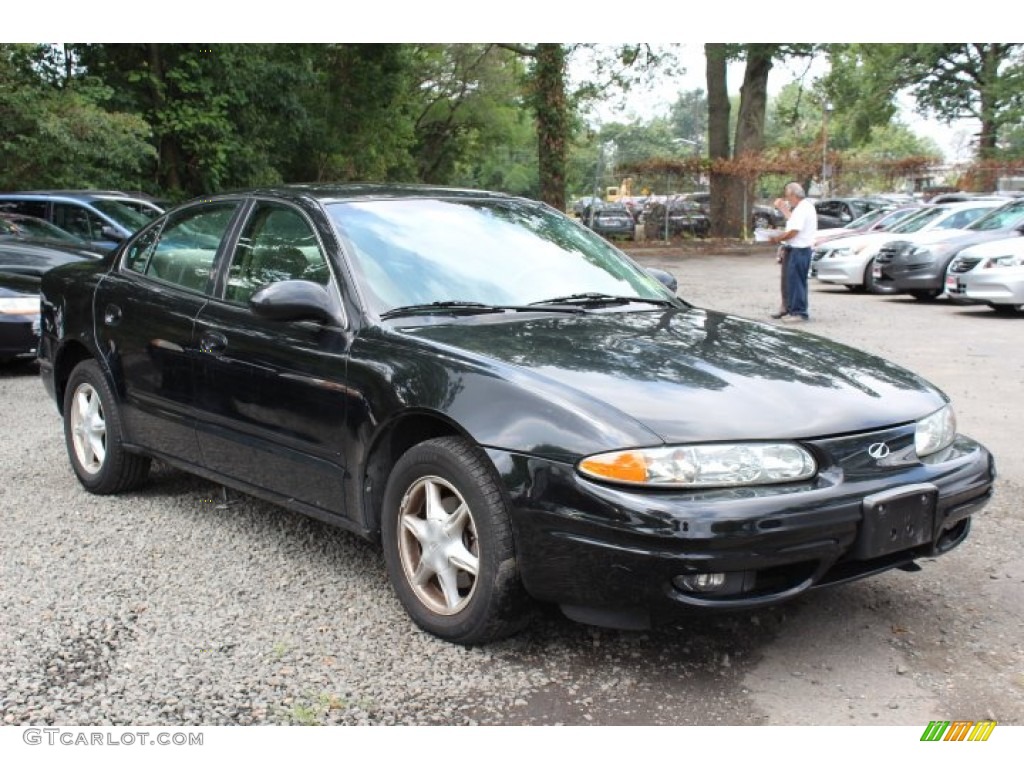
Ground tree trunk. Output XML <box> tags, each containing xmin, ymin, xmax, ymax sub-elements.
<box><xmin>705</xmin><ymin>44</ymin><xmax>739</xmax><ymax>238</ymax></box>
<box><xmin>146</xmin><ymin>43</ymin><xmax>182</xmax><ymax>193</ymax></box>
<box><xmin>732</xmin><ymin>47</ymin><xmax>775</xmax><ymax>237</ymax></box>
<box><xmin>533</xmin><ymin>44</ymin><xmax>568</xmax><ymax>212</ymax></box>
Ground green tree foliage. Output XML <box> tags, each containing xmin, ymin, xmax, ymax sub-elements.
<box><xmin>0</xmin><ymin>44</ymin><xmax>155</xmax><ymax>191</ymax></box>
<box><xmin>410</xmin><ymin>45</ymin><xmax>536</xmax><ymax>195</ymax></box>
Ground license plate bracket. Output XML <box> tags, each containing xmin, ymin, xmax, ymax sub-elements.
<box><xmin>855</xmin><ymin>484</ymin><xmax>937</xmax><ymax>559</ymax></box>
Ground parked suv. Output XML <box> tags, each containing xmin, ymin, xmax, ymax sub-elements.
<box><xmin>0</xmin><ymin>190</ymin><xmax>162</xmax><ymax>253</ymax></box>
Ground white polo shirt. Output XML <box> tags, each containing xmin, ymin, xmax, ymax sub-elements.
<box><xmin>785</xmin><ymin>198</ymin><xmax>817</xmax><ymax>248</ymax></box>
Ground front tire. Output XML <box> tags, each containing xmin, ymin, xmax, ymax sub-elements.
<box><xmin>381</xmin><ymin>436</ymin><xmax>530</xmax><ymax>644</ymax></box>
<box><xmin>63</xmin><ymin>360</ymin><xmax>150</xmax><ymax>494</ymax></box>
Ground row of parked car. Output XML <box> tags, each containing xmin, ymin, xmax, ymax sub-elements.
<box><xmin>809</xmin><ymin>193</ymin><xmax>1024</xmax><ymax>313</ymax></box>
<box><xmin>574</xmin><ymin>193</ymin><xmax>921</xmax><ymax>241</ymax></box>
<box><xmin>0</xmin><ymin>189</ymin><xmax>165</xmax><ymax>363</ymax></box>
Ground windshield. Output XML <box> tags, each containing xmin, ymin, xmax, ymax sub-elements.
<box><xmin>327</xmin><ymin>198</ymin><xmax>670</xmax><ymax>315</ymax></box>
<box><xmin>90</xmin><ymin>200</ymin><xmax>153</xmax><ymax>232</ymax></box>
<box><xmin>845</xmin><ymin>208</ymin><xmax>891</xmax><ymax>229</ymax></box>
<box><xmin>966</xmin><ymin>199</ymin><xmax>1024</xmax><ymax>231</ymax></box>
<box><xmin>0</xmin><ymin>216</ymin><xmax>85</xmax><ymax>244</ymax></box>
<box><xmin>889</xmin><ymin>206</ymin><xmax>947</xmax><ymax>234</ymax></box>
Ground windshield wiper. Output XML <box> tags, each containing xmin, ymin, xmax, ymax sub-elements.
<box><xmin>380</xmin><ymin>301</ymin><xmax>502</xmax><ymax>320</ymax></box>
<box><xmin>528</xmin><ymin>292</ymin><xmax>677</xmax><ymax>308</ymax></box>
<box><xmin>380</xmin><ymin>300</ymin><xmax>587</xmax><ymax>320</ymax></box>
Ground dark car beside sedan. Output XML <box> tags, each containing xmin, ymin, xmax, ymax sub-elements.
<box><xmin>583</xmin><ymin>203</ymin><xmax>636</xmax><ymax>239</ymax></box>
<box><xmin>0</xmin><ymin>219</ymin><xmax>102</xmax><ymax>363</ymax></box>
<box><xmin>38</xmin><ymin>184</ymin><xmax>994</xmax><ymax>644</ymax></box>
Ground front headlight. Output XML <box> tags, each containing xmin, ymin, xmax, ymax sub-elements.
<box><xmin>0</xmin><ymin>296</ymin><xmax>40</xmax><ymax>315</ymax></box>
<box><xmin>915</xmin><ymin>405</ymin><xmax>957</xmax><ymax>457</ymax></box>
<box><xmin>909</xmin><ymin>246</ymin><xmax>933</xmax><ymax>260</ymax></box>
<box><xmin>578</xmin><ymin>443</ymin><xmax>817</xmax><ymax>488</ymax></box>
<box><xmin>986</xmin><ymin>255</ymin><xmax>1024</xmax><ymax>268</ymax></box>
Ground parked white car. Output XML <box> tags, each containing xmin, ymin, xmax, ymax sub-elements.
<box><xmin>811</xmin><ymin>200</ymin><xmax>1003</xmax><ymax>292</ymax></box>
<box><xmin>944</xmin><ymin>236</ymin><xmax>1024</xmax><ymax>313</ymax></box>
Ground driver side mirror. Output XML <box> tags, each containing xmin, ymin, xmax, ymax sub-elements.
<box><xmin>101</xmin><ymin>225</ymin><xmax>124</xmax><ymax>241</ymax></box>
<box><xmin>646</xmin><ymin>267</ymin><xmax>678</xmax><ymax>294</ymax></box>
<box><xmin>250</xmin><ymin>279</ymin><xmax>342</xmax><ymax>325</ymax></box>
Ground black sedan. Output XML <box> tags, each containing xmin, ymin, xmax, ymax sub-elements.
<box><xmin>0</xmin><ymin>234</ymin><xmax>101</xmax><ymax>363</ymax></box>
<box><xmin>584</xmin><ymin>203</ymin><xmax>637</xmax><ymax>239</ymax></box>
<box><xmin>38</xmin><ymin>185</ymin><xmax>994</xmax><ymax>644</ymax></box>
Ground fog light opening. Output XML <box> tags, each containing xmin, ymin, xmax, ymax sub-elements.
<box><xmin>672</xmin><ymin>572</ymin><xmax>727</xmax><ymax>593</ymax></box>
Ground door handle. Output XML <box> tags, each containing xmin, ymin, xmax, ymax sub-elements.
<box><xmin>103</xmin><ymin>304</ymin><xmax>122</xmax><ymax>326</ymax></box>
<box><xmin>198</xmin><ymin>331</ymin><xmax>228</xmax><ymax>355</ymax></box>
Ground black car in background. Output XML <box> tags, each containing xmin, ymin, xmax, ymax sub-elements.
<box><xmin>0</xmin><ymin>242</ymin><xmax>99</xmax><ymax>363</ymax></box>
<box><xmin>686</xmin><ymin>192</ymin><xmax>784</xmax><ymax>230</ymax></box>
<box><xmin>814</xmin><ymin>197</ymin><xmax>890</xmax><ymax>229</ymax></box>
<box><xmin>583</xmin><ymin>203</ymin><xmax>636</xmax><ymax>239</ymax></box>
<box><xmin>38</xmin><ymin>184</ymin><xmax>994</xmax><ymax>644</ymax></box>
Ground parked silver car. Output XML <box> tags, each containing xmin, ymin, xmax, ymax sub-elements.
<box><xmin>812</xmin><ymin>201</ymin><xmax>1001</xmax><ymax>293</ymax></box>
<box><xmin>944</xmin><ymin>236</ymin><xmax>1024</xmax><ymax>313</ymax></box>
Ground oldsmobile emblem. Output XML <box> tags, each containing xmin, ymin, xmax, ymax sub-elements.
<box><xmin>868</xmin><ymin>442</ymin><xmax>891</xmax><ymax>459</ymax></box>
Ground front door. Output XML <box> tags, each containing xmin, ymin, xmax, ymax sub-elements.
<box><xmin>192</xmin><ymin>201</ymin><xmax>354</xmax><ymax>516</ymax></box>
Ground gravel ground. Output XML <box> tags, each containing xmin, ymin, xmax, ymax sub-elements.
<box><xmin>1</xmin><ymin>245</ymin><xmax>1021</xmax><ymax>727</ymax></box>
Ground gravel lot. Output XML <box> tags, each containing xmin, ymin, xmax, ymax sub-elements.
<box><xmin>1</xmin><ymin>244</ymin><xmax>1021</xmax><ymax>727</ymax></box>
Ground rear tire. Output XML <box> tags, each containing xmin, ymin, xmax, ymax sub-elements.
<box><xmin>381</xmin><ymin>436</ymin><xmax>530</xmax><ymax>645</ymax></box>
<box><xmin>63</xmin><ymin>360</ymin><xmax>150</xmax><ymax>494</ymax></box>
<box><xmin>910</xmin><ymin>288</ymin><xmax>942</xmax><ymax>301</ymax></box>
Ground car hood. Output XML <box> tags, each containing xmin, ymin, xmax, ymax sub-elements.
<box><xmin>0</xmin><ymin>238</ymin><xmax>103</xmax><ymax>266</ymax></box>
<box><xmin>957</xmin><ymin>235</ymin><xmax>1024</xmax><ymax>260</ymax></box>
<box><xmin>401</xmin><ymin>307</ymin><xmax>945</xmax><ymax>444</ymax></box>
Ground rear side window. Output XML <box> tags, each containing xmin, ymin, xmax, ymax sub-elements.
<box><xmin>123</xmin><ymin>203</ymin><xmax>238</xmax><ymax>292</ymax></box>
<box><xmin>0</xmin><ymin>200</ymin><xmax>49</xmax><ymax>219</ymax></box>
<box><xmin>52</xmin><ymin>203</ymin><xmax>107</xmax><ymax>241</ymax></box>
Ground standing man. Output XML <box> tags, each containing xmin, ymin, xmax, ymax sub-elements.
<box><xmin>770</xmin><ymin>182</ymin><xmax>817</xmax><ymax>323</ymax></box>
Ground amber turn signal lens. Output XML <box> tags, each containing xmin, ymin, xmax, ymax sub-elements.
<box><xmin>578</xmin><ymin>452</ymin><xmax>648</xmax><ymax>483</ymax></box>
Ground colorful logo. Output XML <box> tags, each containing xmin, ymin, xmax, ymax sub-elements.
<box><xmin>920</xmin><ymin>720</ymin><xmax>997</xmax><ymax>742</ymax></box>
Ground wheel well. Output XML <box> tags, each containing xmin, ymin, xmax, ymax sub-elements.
<box><xmin>361</xmin><ymin>413</ymin><xmax>463</xmax><ymax>537</ymax></box>
<box><xmin>53</xmin><ymin>341</ymin><xmax>94</xmax><ymax>415</ymax></box>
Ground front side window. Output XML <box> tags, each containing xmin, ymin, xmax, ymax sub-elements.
<box><xmin>91</xmin><ymin>199</ymin><xmax>155</xmax><ymax>232</ymax></box>
<box><xmin>224</xmin><ymin>202</ymin><xmax>332</xmax><ymax>305</ymax></box>
<box><xmin>124</xmin><ymin>203</ymin><xmax>238</xmax><ymax>292</ymax></box>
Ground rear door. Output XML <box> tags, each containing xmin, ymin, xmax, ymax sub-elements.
<box><xmin>94</xmin><ymin>201</ymin><xmax>243</xmax><ymax>461</ymax></box>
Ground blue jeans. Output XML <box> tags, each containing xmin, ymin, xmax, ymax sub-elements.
<box><xmin>785</xmin><ymin>247</ymin><xmax>811</xmax><ymax>318</ymax></box>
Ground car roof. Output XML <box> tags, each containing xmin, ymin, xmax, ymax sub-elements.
<box><xmin>0</xmin><ymin>190</ymin><xmax>162</xmax><ymax>204</ymax></box>
<box><xmin>186</xmin><ymin>184</ymin><xmax>517</xmax><ymax>207</ymax></box>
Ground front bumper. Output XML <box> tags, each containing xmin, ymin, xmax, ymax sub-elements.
<box><xmin>0</xmin><ymin>313</ymin><xmax>41</xmax><ymax>360</ymax></box>
<box><xmin>875</xmin><ymin>258</ymin><xmax>946</xmax><ymax>292</ymax></box>
<box><xmin>945</xmin><ymin>270</ymin><xmax>1024</xmax><ymax>306</ymax></box>
<box><xmin>813</xmin><ymin>256</ymin><xmax>868</xmax><ymax>285</ymax></box>
<box><xmin>489</xmin><ymin>428</ymin><xmax>995</xmax><ymax>628</ymax></box>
